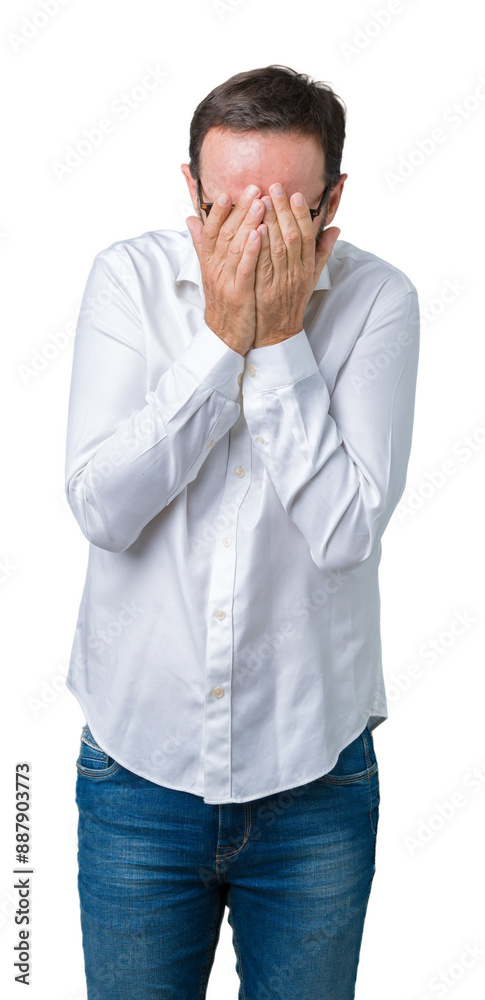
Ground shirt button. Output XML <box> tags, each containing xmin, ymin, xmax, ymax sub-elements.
<box><xmin>214</xmin><ymin>609</ymin><xmax>226</xmax><ymax>620</ymax></box>
<box><xmin>222</xmin><ymin>537</ymin><xmax>231</xmax><ymax>547</ymax></box>
<box><xmin>212</xmin><ymin>687</ymin><xmax>224</xmax><ymax>698</ymax></box>
<box><xmin>248</xmin><ymin>364</ymin><xmax>256</xmax><ymax>376</ymax></box>
<box><xmin>237</xmin><ymin>372</ymin><xmax>243</xmax><ymax>385</ymax></box>
<box><xmin>207</xmin><ymin>440</ymin><xmax>215</xmax><ymax>448</ymax></box>
<box><xmin>234</xmin><ymin>466</ymin><xmax>245</xmax><ymax>477</ymax></box>
<box><xmin>256</xmin><ymin>435</ymin><xmax>265</xmax><ymax>444</ymax></box>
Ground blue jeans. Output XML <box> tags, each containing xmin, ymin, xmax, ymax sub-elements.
<box><xmin>75</xmin><ymin>721</ymin><xmax>379</xmax><ymax>999</ymax></box>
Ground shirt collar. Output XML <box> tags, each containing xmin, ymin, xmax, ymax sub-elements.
<box><xmin>175</xmin><ymin>230</ymin><xmax>332</xmax><ymax>294</ymax></box>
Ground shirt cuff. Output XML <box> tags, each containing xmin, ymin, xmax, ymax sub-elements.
<box><xmin>179</xmin><ymin>320</ymin><xmax>245</xmax><ymax>401</ymax></box>
<box><xmin>242</xmin><ymin>329</ymin><xmax>319</xmax><ymax>394</ymax></box>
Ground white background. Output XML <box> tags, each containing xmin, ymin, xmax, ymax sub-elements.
<box><xmin>1</xmin><ymin>1</ymin><xmax>484</xmax><ymax>998</ymax></box>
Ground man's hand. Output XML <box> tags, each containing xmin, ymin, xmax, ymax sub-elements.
<box><xmin>253</xmin><ymin>183</ymin><xmax>340</xmax><ymax>349</ymax></box>
<box><xmin>186</xmin><ymin>185</ymin><xmax>266</xmax><ymax>357</ymax></box>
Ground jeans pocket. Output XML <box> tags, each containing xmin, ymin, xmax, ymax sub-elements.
<box><xmin>318</xmin><ymin>725</ymin><xmax>378</xmax><ymax>785</ymax></box>
<box><xmin>76</xmin><ymin>723</ymin><xmax>121</xmax><ymax>779</ymax></box>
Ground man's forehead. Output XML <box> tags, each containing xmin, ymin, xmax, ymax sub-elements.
<box><xmin>202</xmin><ymin>124</ymin><xmax>318</xmax><ymax>145</ymax></box>
<box><xmin>200</xmin><ymin>128</ymin><xmax>325</xmax><ymax>194</ymax></box>
<box><xmin>201</xmin><ymin>127</ymin><xmax>322</xmax><ymax>161</ymax></box>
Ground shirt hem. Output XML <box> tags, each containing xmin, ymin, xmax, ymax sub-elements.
<box><xmin>67</xmin><ymin>678</ymin><xmax>387</xmax><ymax>805</ymax></box>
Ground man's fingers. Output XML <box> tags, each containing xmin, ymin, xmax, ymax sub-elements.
<box><xmin>290</xmin><ymin>192</ymin><xmax>318</xmax><ymax>269</ymax></box>
<box><xmin>218</xmin><ymin>184</ymin><xmax>261</xmax><ymax>243</ymax></box>
<box><xmin>235</xmin><ymin>227</ymin><xmax>261</xmax><ymax>289</ymax></box>
<box><xmin>200</xmin><ymin>192</ymin><xmax>235</xmax><ymax>259</ymax></box>
<box><xmin>260</xmin><ymin>195</ymin><xmax>287</xmax><ymax>265</ymax></box>
<box><xmin>254</xmin><ymin>224</ymin><xmax>272</xmax><ymax>289</ymax></box>
<box><xmin>313</xmin><ymin>226</ymin><xmax>340</xmax><ymax>285</ymax></box>
<box><xmin>202</xmin><ymin>184</ymin><xmax>262</xmax><ymax>262</ymax></box>
<box><xmin>268</xmin><ymin>183</ymin><xmax>307</xmax><ymax>265</ymax></box>
<box><xmin>218</xmin><ymin>199</ymin><xmax>265</xmax><ymax>286</ymax></box>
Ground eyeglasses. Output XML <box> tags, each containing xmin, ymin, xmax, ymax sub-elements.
<box><xmin>197</xmin><ymin>178</ymin><xmax>330</xmax><ymax>221</ymax></box>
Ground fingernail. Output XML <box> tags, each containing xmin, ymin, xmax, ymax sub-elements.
<box><xmin>270</xmin><ymin>183</ymin><xmax>283</xmax><ymax>197</ymax></box>
<box><xmin>249</xmin><ymin>230</ymin><xmax>259</xmax><ymax>242</ymax></box>
<box><xmin>262</xmin><ymin>196</ymin><xmax>272</xmax><ymax>212</ymax></box>
<box><xmin>217</xmin><ymin>193</ymin><xmax>230</xmax><ymax>206</ymax></box>
<box><xmin>292</xmin><ymin>193</ymin><xmax>304</xmax><ymax>206</ymax></box>
<box><xmin>246</xmin><ymin>184</ymin><xmax>260</xmax><ymax>198</ymax></box>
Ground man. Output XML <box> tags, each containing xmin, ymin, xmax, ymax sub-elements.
<box><xmin>65</xmin><ymin>65</ymin><xmax>419</xmax><ymax>999</ymax></box>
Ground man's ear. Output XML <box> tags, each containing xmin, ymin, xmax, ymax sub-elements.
<box><xmin>325</xmin><ymin>173</ymin><xmax>348</xmax><ymax>226</ymax></box>
<box><xmin>181</xmin><ymin>165</ymin><xmax>205</xmax><ymax>251</ymax></box>
<box><xmin>181</xmin><ymin>164</ymin><xmax>200</xmax><ymax>217</ymax></box>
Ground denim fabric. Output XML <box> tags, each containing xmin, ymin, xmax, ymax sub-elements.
<box><xmin>75</xmin><ymin>721</ymin><xmax>379</xmax><ymax>999</ymax></box>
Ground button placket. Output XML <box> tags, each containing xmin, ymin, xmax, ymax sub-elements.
<box><xmin>204</xmin><ymin>407</ymin><xmax>252</xmax><ymax>801</ymax></box>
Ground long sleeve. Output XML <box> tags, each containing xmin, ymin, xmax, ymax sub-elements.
<box><xmin>64</xmin><ymin>230</ymin><xmax>413</xmax><ymax>804</ymax></box>
<box><xmin>65</xmin><ymin>249</ymin><xmax>245</xmax><ymax>553</ymax></box>
<box><xmin>242</xmin><ymin>282</ymin><xmax>420</xmax><ymax>574</ymax></box>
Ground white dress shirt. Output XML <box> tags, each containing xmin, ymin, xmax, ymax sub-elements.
<box><xmin>64</xmin><ymin>226</ymin><xmax>420</xmax><ymax>804</ymax></box>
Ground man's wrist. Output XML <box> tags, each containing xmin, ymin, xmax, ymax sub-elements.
<box><xmin>205</xmin><ymin>322</ymin><xmax>253</xmax><ymax>357</ymax></box>
<box><xmin>252</xmin><ymin>330</ymin><xmax>302</xmax><ymax>349</ymax></box>
<box><xmin>243</xmin><ymin>328</ymin><xmax>319</xmax><ymax>393</ymax></box>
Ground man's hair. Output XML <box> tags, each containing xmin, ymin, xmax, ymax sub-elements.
<box><xmin>188</xmin><ymin>64</ymin><xmax>347</xmax><ymax>193</ymax></box>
